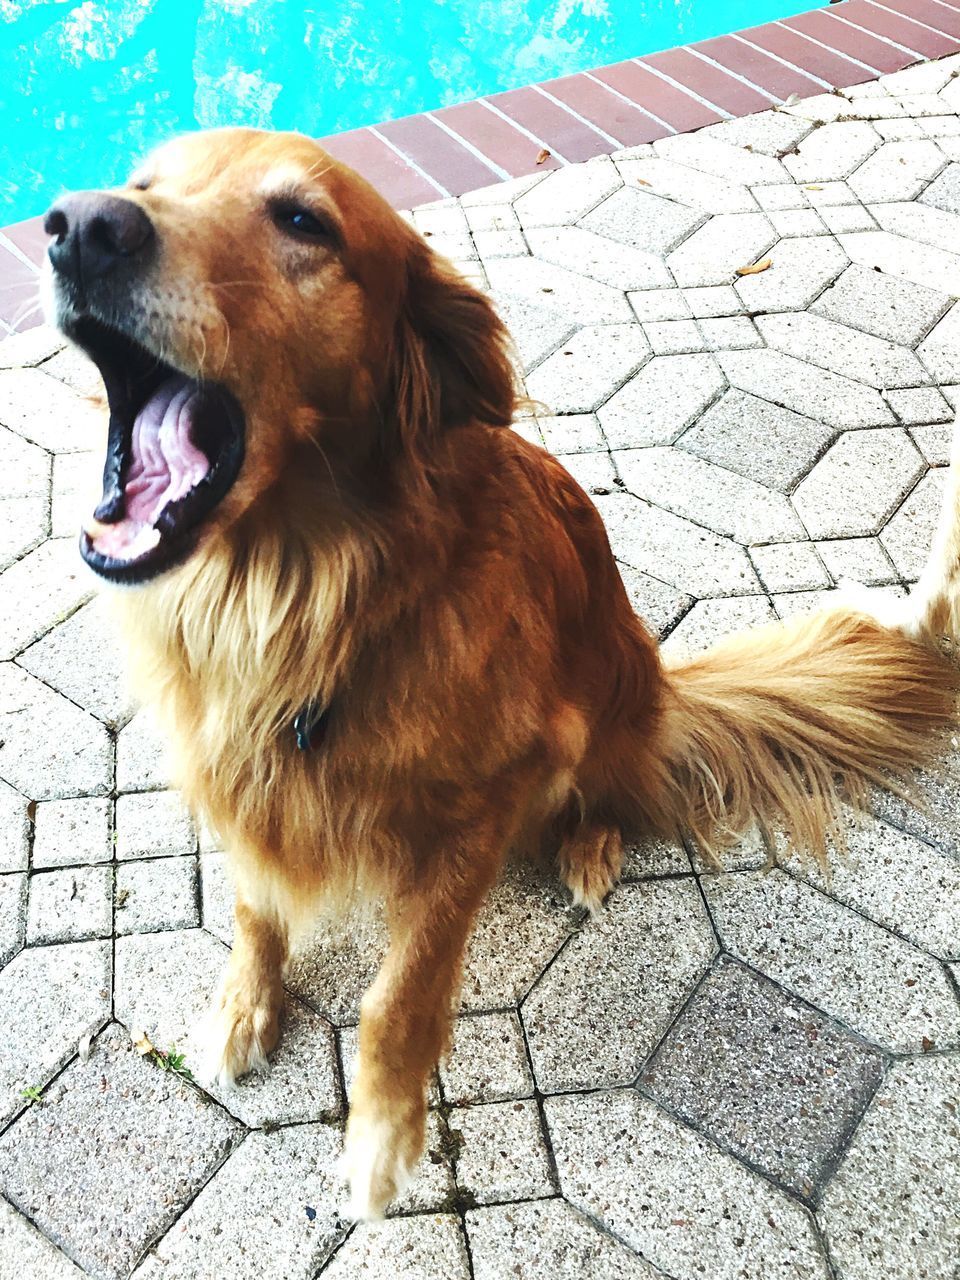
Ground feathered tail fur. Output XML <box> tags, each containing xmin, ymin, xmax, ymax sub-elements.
<box><xmin>651</xmin><ymin>606</ymin><xmax>959</xmax><ymax>864</ymax></box>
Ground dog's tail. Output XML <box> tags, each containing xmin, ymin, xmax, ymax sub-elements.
<box><xmin>648</xmin><ymin>606</ymin><xmax>959</xmax><ymax>863</ymax></box>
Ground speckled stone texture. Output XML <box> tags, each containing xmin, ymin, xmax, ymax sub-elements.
<box><xmin>2</xmin><ymin>54</ymin><xmax>960</xmax><ymax>1279</ymax></box>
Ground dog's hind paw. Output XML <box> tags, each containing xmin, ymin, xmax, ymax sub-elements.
<box><xmin>338</xmin><ymin>1106</ymin><xmax>421</xmax><ymax>1220</ymax></box>
<box><xmin>558</xmin><ymin>822</ymin><xmax>623</xmax><ymax>915</ymax></box>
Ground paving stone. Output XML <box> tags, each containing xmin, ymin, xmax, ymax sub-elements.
<box><xmin>467</xmin><ymin>1198</ymin><xmax>663</xmax><ymax>1280</ymax></box>
<box><xmin>697</xmin><ymin>316</ymin><xmax>763</xmax><ymax>350</ymax></box>
<box><xmin>525</xmin><ymin>226</ymin><xmax>672</xmax><ymax>291</ymax></box>
<box><xmin>26</xmin><ymin>865</ymin><xmax>112</xmax><ymax>945</ymax></box>
<box><xmin>0</xmin><ymin>777</ymin><xmax>29</xmax><ymax>872</ymax></box>
<box><xmin>0</xmin><ymin>424</ymin><xmax>47</xmax><ymax>499</ymax></box>
<box><xmin>689</xmin><ymin>825</ymin><xmax>771</xmax><ymax>874</ymax></box>
<box><xmin>750</xmin><ymin>543</ymin><xmax>831</xmax><ymax>593</ymax></box>
<box><xmin>546</xmin><ymin>1089</ymin><xmax>829</xmax><ymax>1280</ymax></box>
<box><xmin>33</xmin><ymin>795</ymin><xmax>112</xmax><ymax>868</ymax></box>
<box><xmin>753</xmin><ymin>182</ymin><xmax>810</xmax><ymax>211</ymax></box>
<box><xmin>440</xmin><ymin>1011</ymin><xmax>533</xmax><ymax>1105</ymax></box>
<box><xmin>733</xmin><ymin>236</ymin><xmax>848</xmax><ymax>312</ymax></box>
<box><xmin>493</xmin><ymin>294</ymin><xmax>575</xmax><ymax>373</ymax></box>
<box><xmin>51</xmin><ymin>449</ymin><xmax>101</xmax><ymax>538</ymax></box>
<box><xmin>464</xmin><ymin>203</ymin><xmax>519</xmax><ymax>234</ymax></box>
<box><xmin>0</xmin><ymin>1023</ymin><xmax>240</xmax><ymax>1280</ymax></box>
<box><xmin>40</xmin><ymin>344</ymin><xmax>103</xmax><ymax>397</ymax></box>
<box><xmin>614</xmin><ymin>447</ymin><xmax>805</xmax><ymax>544</ymax></box>
<box><xmin>617</xmin><ymin>563</ymin><xmax>692</xmax><ymax>638</ymax></box>
<box><xmin>513</xmin><ymin>158</ymin><xmax>622</xmax><ymax>227</ymax></box>
<box><xmin>512</xmin><ymin>417</ymin><xmax>544</xmax><ymax>448</ymax></box>
<box><xmin>597</xmin><ymin>353</ymin><xmax>725</xmax><ymax>448</ymax></box>
<box><xmin>0</xmin><ymin>325</ymin><xmax>65</xmax><ymax>370</ymax></box>
<box><xmin>660</xmin><ymin>596</ymin><xmax>776</xmax><ymax>664</ymax></box>
<box><xmin>0</xmin><ymin>870</ymin><xmax>24</xmax><ymax>965</ymax></box>
<box><xmin>680</xmin><ymin>390</ymin><xmax>835</xmax><ymax>492</ymax></box>
<box><xmin>0</xmin><ymin>537</ymin><xmax>91</xmax><ymax>660</ymax></box>
<box><xmin>535</xmin><ymin>412</ymin><xmax>605</xmax><ymax>455</ymax></box>
<box><xmin>654</xmin><ymin>132</ymin><xmax>787</xmax><ymax>185</ymax></box>
<box><xmin>768</xmin><ymin>208</ymin><xmax>826</xmax><ymax>238</ymax></box>
<box><xmin>909</xmin><ymin>421</ymin><xmax>955</xmax><ymax>463</ymax></box>
<box><xmin>452</xmin><ymin>1098</ymin><xmax>554</xmax><ymax>1204</ymax></box>
<box><xmin>815</xmin><ymin>536</ymin><xmax>899</xmax><ymax>585</ymax></box>
<box><xmin>784</xmin><ymin>121</ymin><xmax>880</xmax><ymax>183</ymax></box>
<box><xmin>620</xmin><ymin>835</ymin><xmax>691</xmax><ymax>879</ymax></box>
<box><xmin>615</xmin><ymin>158</ymin><xmax>758</xmax><ymax>214</ymax></box>
<box><xmin>0</xmin><ymin>368</ymin><xmax>105</xmax><ymax>454</ymax></box>
<box><xmin>115</xmin><ymin>928</ymin><xmax>342</xmax><ymax>1126</ymax></box>
<box><xmin>558</xmin><ymin>449</ymin><xmax>619</xmax><ymax>495</ymax></box>
<box><xmin>848</xmin><ymin>140</ymin><xmax>945</xmax><ymax>203</ymax></box>
<box><xmin>525</xmin><ymin>324</ymin><xmax>650</xmax><ymax>413</ymax></box>
<box><xmin>919</xmin><ymin>158</ymin><xmax>960</xmax><ymax>214</ymax></box>
<box><xmin>461</xmin><ymin>173</ymin><xmax>546</xmax><ymax>207</ymax></box>
<box><xmin>486</xmin><ymin>256</ymin><xmax>633</xmax><ymax>326</ymax></box>
<box><xmin>880</xmin><ymin>467</ymin><xmax>948</xmax><ymax>579</ymax></box>
<box><xmin>322</xmin><ymin>1215</ymin><xmax>470</xmax><ymax>1280</ymax></box>
<box><xmin>666</xmin><ymin>212</ymin><xmax>776</xmax><ymax>287</ymax></box>
<box><xmin>626</xmin><ymin>287</ymin><xmax>691</xmax><ymax>322</ymax></box>
<box><xmin>473</xmin><ymin>226</ymin><xmax>526</xmax><ymax>258</ymax></box>
<box><xmin>719</xmin><ymin>351</ymin><xmax>895</xmax><ymax>431</ymax></box>
<box><xmin>880</xmin><ymin>60</ymin><xmax>959</xmax><ymax>95</ymax></box>
<box><xmin>811</xmin><ymin>263</ymin><xmax>950</xmax><ymax>346</ymax></box>
<box><xmin>0</xmin><ymin>662</ymin><xmax>112</xmax><ymax>799</ymax></box>
<box><xmin>0</xmin><ymin>1197</ymin><xmax>87</xmax><ymax>1280</ymax></box>
<box><xmin>643</xmin><ymin>319</ymin><xmax>705</xmax><ymax>355</ymax></box>
<box><xmin>581</xmin><ymin>186</ymin><xmax>703</xmax><ymax>255</ymax></box>
<box><xmin>0</xmin><ymin>493</ymin><xmax>47</xmax><ymax>573</ymax></box>
<box><xmin>115</xmin><ymin>790</ymin><xmax>196</xmax><ymax>860</ymax></box>
<box><xmin>522</xmin><ymin>879</ymin><xmax>714</xmax><ymax>1092</ymax></box>
<box><xmin>705</xmin><ymin>110</ymin><xmax>814</xmax><ymax>157</ymax></box>
<box><xmin>839</xmin><ymin>228</ymin><xmax>960</xmax><ymax>295</ymax></box>
<box><xmin>682</xmin><ymin>284</ymin><xmax>742</xmax><ymax>316</ymax></box>
<box><xmin>0</xmin><ymin>940</ymin><xmax>111</xmax><ymax>1124</ymax></box>
<box><xmin>870</xmin><ymin>201</ymin><xmax>960</xmax><ymax>262</ymax></box>
<box><xmin>918</xmin><ymin>301</ymin><xmax>960</xmax><ymax>381</ymax></box>
<box><xmin>783</xmin><ymin>94</ymin><xmax>857</xmax><ymax>125</ymax></box>
<box><xmin>642</xmin><ymin>957</ymin><xmax>884</xmax><ymax>1199</ymax></box>
<box><xmin>756</xmin><ymin>312</ymin><xmax>927</xmax><ymax>389</ymax></box>
<box><xmin>702</xmin><ymin>869</ymin><xmax>960</xmax><ymax>1052</ymax></box>
<box><xmin>818</xmin><ymin>204</ymin><xmax>877</xmax><ymax>234</ymax></box>
<box><xmin>886</xmin><ymin>385</ymin><xmax>952</xmax><ymax>424</ymax></box>
<box><xmin>820</xmin><ymin>1054</ymin><xmax>960</xmax><ymax>1280</ymax></box>
<box><xmin>115</xmin><ymin>857</ymin><xmax>200</xmax><ymax>935</ymax></box>
<box><xmin>287</xmin><ymin>905</ymin><xmax>389</xmax><ymax>1024</ymax></box>
<box><xmin>792</xmin><ymin>428</ymin><xmax>925</xmax><ymax>538</ymax></box>
<box><xmin>17</xmin><ymin>598</ymin><xmax>132</xmax><ymax>728</ymax></box>
<box><xmin>595</xmin><ymin>492</ymin><xmax>758</xmax><ymax>598</ymax></box>
<box><xmin>151</xmin><ymin>1124</ymin><xmax>347</xmax><ymax>1280</ymax></box>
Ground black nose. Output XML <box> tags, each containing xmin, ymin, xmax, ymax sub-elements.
<box><xmin>44</xmin><ymin>192</ymin><xmax>155</xmax><ymax>283</ymax></box>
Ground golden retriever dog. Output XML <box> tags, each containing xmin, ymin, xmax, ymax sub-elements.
<box><xmin>42</xmin><ymin>128</ymin><xmax>959</xmax><ymax>1219</ymax></box>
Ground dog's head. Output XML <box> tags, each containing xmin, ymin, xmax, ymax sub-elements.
<box><xmin>43</xmin><ymin>128</ymin><xmax>516</xmax><ymax>584</ymax></box>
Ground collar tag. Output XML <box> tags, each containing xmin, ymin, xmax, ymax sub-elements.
<box><xmin>293</xmin><ymin>699</ymin><xmax>329</xmax><ymax>751</ymax></box>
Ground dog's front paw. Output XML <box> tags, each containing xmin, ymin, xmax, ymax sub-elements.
<box><xmin>338</xmin><ymin>1102</ymin><xmax>424</xmax><ymax>1220</ymax></box>
<box><xmin>191</xmin><ymin>984</ymin><xmax>283</xmax><ymax>1090</ymax></box>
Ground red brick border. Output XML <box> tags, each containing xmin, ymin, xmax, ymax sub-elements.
<box><xmin>4</xmin><ymin>0</ymin><xmax>960</xmax><ymax>333</ymax></box>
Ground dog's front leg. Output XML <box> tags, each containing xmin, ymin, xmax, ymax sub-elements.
<box><xmin>195</xmin><ymin>893</ymin><xmax>288</xmax><ymax>1087</ymax></box>
<box><xmin>340</xmin><ymin>854</ymin><xmax>498</xmax><ymax>1220</ymax></box>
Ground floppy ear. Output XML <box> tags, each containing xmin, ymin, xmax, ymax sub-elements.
<box><xmin>387</xmin><ymin>239</ymin><xmax>517</xmax><ymax>458</ymax></box>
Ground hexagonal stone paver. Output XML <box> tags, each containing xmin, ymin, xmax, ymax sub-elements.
<box><xmin>0</xmin><ymin>494</ymin><xmax>47</xmax><ymax>574</ymax></box>
<box><xmin>0</xmin><ymin>1198</ymin><xmax>86</xmax><ymax>1280</ymax></box>
<box><xmin>871</xmin><ymin>200</ymin><xmax>960</xmax><ymax>258</ymax></box>
<box><xmin>546</xmin><ymin>1089</ymin><xmax>830</xmax><ymax>1280</ymax></box>
<box><xmin>115</xmin><ymin>708</ymin><xmax>170</xmax><ymax>792</ymax></box>
<box><xmin>0</xmin><ymin>777</ymin><xmax>29</xmax><ymax>872</ymax></box>
<box><xmin>522</xmin><ymin>879</ymin><xmax>715</xmax><ymax>1092</ymax></box>
<box><xmin>792</xmin><ymin>429</ymin><xmax>925</xmax><ymax>539</ymax></box>
<box><xmin>453</xmin><ymin>1098</ymin><xmax>554</xmax><ymax>1204</ymax></box>
<box><xmin>660</xmin><ymin>595</ymin><xmax>776</xmax><ymax>665</ymax></box>
<box><xmin>0</xmin><ymin>368</ymin><xmax>104</xmax><ymax>454</ymax></box>
<box><xmin>733</xmin><ymin>236</ymin><xmax>848</xmax><ymax>312</ymax></box>
<box><xmin>719</xmin><ymin>350</ymin><xmax>895</xmax><ymax>431</ymax></box>
<box><xmin>149</xmin><ymin>1124</ymin><xmax>347</xmax><ymax>1280</ymax></box>
<box><xmin>0</xmin><ymin>1024</ymin><xmax>241</xmax><ymax>1280</ymax></box>
<box><xmin>617</xmin><ymin>563</ymin><xmax>692</xmax><ymax>638</ymax></box>
<box><xmin>704</xmin><ymin>110</ymin><xmax>813</xmax><ymax>157</ymax></box>
<box><xmin>703</xmin><ymin>869</ymin><xmax>960</xmax><ymax>1052</ymax></box>
<box><xmin>598</xmin><ymin>353</ymin><xmax>725</xmax><ymax>448</ymax></box>
<box><xmin>322</xmin><ymin>1215</ymin><xmax>470</xmax><ymax>1280</ymax></box>
<box><xmin>580</xmin><ymin>185</ymin><xmax>703</xmax><ymax>254</ymax></box>
<box><xmin>849</xmin><ymin>140</ymin><xmax>946</xmax><ymax>203</ymax></box>
<box><xmin>838</xmin><ymin>228</ymin><xmax>960</xmax><ymax>295</ymax></box>
<box><xmin>513</xmin><ymin>158</ymin><xmax>622</xmax><ymax>227</ymax></box>
<box><xmin>115</xmin><ymin>928</ymin><xmax>342</xmax><ymax>1126</ymax></box>
<box><xmin>525</xmin><ymin>323</ymin><xmax>650</xmax><ymax>414</ymax></box>
<box><xmin>467</xmin><ymin>1198</ymin><xmax>663</xmax><ymax>1280</ymax></box>
<box><xmin>642</xmin><ymin>957</ymin><xmax>884</xmax><ymax>1199</ymax></box>
<box><xmin>0</xmin><ymin>871</ymin><xmax>24</xmax><ymax>965</ymax></box>
<box><xmin>756</xmin><ymin>312</ymin><xmax>927</xmax><ymax>389</ymax></box>
<box><xmin>17</xmin><ymin>598</ymin><xmax>132</xmax><ymax>728</ymax></box>
<box><xmin>0</xmin><ymin>325</ymin><xmax>65</xmax><ymax>370</ymax></box>
<box><xmin>0</xmin><ymin>538</ymin><xmax>91</xmax><ymax>661</ymax></box>
<box><xmin>680</xmin><ymin>390</ymin><xmax>834</xmax><ymax>492</ymax></box>
<box><xmin>821</xmin><ymin>1054</ymin><xmax>960</xmax><ymax>1280</ymax></box>
<box><xmin>526</xmin><ymin>226</ymin><xmax>673</xmax><ymax>290</ymax></box>
<box><xmin>880</xmin><ymin>466</ymin><xmax>948</xmax><ymax>579</ymax></box>
<box><xmin>655</xmin><ymin>131</ymin><xmax>788</xmax><ymax>185</ymax></box>
<box><xmin>811</xmin><ymin>262</ymin><xmax>951</xmax><ymax>346</ymax></box>
<box><xmin>615</xmin><ymin>157</ymin><xmax>758</xmax><ymax>213</ymax></box>
<box><xmin>595</xmin><ymin>492</ymin><xmax>758</xmax><ymax>598</ymax></box>
<box><xmin>440</xmin><ymin>1011</ymin><xmax>533</xmax><ymax>1105</ymax></box>
<box><xmin>666</xmin><ymin>212</ymin><xmax>776</xmax><ymax>287</ymax></box>
<box><xmin>486</xmin><ymin>256</ymin><xmax>633</xmax><ymax>327</ymax></box>
<box><xmin>614</xmin><ymin>447</ymin><xmax>805</xmax><ymax>544</ymax></box>
<box><xmin>918</xmin><ymin>301</ymin><xmax>960</xmax><ymax>382</ymax></box>
<box><xmin>0</xmin><ymin>424</ymin><xmax>47</xmax><ymax>498</ymax></box>
<box><xmin>783</xmin><ymin>121</ymin><xmax>880</xmax><ymax>182</ymax></box>
<box><xmin>0</xmin><ymin>663</ymin><xmax>112</xmax><ymax>799</ymax></box>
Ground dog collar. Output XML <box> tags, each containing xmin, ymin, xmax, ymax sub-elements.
<box><xmin>293</xmin><ymin>699</ymin><xmax>330</xmax><ymax>751</ymax></box>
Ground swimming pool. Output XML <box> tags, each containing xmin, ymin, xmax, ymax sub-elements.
<box><xmin>3</xmin><ymin>0</ymin><xmax>826</xmax><ymax>224</ymax></box>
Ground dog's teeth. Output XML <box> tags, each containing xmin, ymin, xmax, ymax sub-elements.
<box><xmin>83</xmin><ymin>517</ymin><xmax>110</xmax><ymax>539</ymax></box>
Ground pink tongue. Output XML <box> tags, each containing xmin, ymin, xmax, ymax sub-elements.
<box><xmin>125</xmin><ymin>375</ymin><xmax>211</xmax><ymax>524</ymax></box>
<box><xmin>86</xmin><ymin>375</ymin><xmax>211</xmax><ymax>563</ymax></box>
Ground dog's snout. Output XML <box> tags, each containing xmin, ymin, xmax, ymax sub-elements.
<box><xmin>44</xmin><ymin>192</ymin><xmax>155</xmax><ymax>283</ymax></box>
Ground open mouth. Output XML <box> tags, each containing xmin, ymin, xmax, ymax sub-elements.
<box><xmin>69</xmin><ymin>315</ymin><xmax>245</xmax><ymax>584</ymax></box>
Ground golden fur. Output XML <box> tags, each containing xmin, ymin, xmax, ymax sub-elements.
<box><xmin>55</xmin><ymin>128</ymin><xmax>959</xmax><ymax>1218</ymax></box>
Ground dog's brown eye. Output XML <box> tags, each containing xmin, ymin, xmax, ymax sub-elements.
<box><xmin>272</xmin><ymin>204</ymin><xmax>333</xmax><ymax>241</ymax></box>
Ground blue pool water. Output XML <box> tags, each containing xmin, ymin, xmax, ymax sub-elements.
<box><xmin>2</xmin><ymin>0</ymin><xmax>825</xmax><ymax>224</ymax></box>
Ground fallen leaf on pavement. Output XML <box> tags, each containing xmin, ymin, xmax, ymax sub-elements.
<box><xmin>736</xmin><ymin>258</ymin><xmax>772</xmax><ymax>276</ymax></box>
<box><xmin>535</xmin><ymin>148</ymin><xmax>551</xmax><ymax>165</ymax></box>
<box><xmin>131</xmin><ymin>1028</ymin><xmax>155</xmax><ymax>1057</ymax></box>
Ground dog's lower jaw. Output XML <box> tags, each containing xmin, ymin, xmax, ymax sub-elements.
<box><xmin>338</xmin><ymin>1094</ymin><xmax>424</xmax><ymax>1220</ymax></box>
